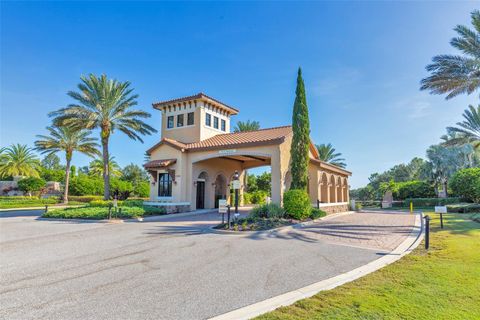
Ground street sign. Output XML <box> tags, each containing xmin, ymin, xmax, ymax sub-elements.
<box><xmin>218</xmin><ymin>199</ymin><xmax>228</xmax><ymax>213</ymax></box>
<box><xmin>435</xmin><ymin>206</ymin><xmax>447</xmax><ymax>213</ymax></box>
<box><xmin>232</xmin><ymin>180</ymin><xmax>241</xmax><ymax>190</ymax></box>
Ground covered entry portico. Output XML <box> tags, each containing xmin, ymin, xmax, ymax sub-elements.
<box><xmin>144</xmin><ymin>93</ymin><xmax>351</xmax><ymax>213</ymax></box>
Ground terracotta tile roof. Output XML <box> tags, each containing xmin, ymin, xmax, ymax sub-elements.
<box><xmin>143</xmin><ymin>159</ymin><xmax>177</xmax><ymax>169</ymax></box>
<box><xmin>185</xmin><ymin>125</ymin><xmax>293</xmax><ymax>151</ymax></box>
<box><xmin>152</xmin><ymin>92</ymin><xmax>239</xmax><ymax>115</ymax></box>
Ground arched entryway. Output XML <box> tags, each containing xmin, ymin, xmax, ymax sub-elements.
<box><xmin>214</xmin><ymin>174</ymin><xmax>227</xmax><ymax>208</ymax></box>
<box><xmin>196</xmin><ymin>172</ymin><xmax>208</xmax><ymax>209</ymax></box>
<box><xmin>337</xmin><ymin>176</ymin><xmax>343</xmax><ymax>202</ymax></box>
<box><xmin>320</xmin><ymin>172</ymin><xmax>328</xmax><ymax>203</ymax></box>
<box><xmin>329</xmin><ymin>175</ymin><xmax>336</xmax><ymax>203</ymax></box>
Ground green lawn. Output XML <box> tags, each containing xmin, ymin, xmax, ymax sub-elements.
<box><xmin>256</xmin><ymin>213</ymin><xmax>480</xmax><ymax>320</ymax></box>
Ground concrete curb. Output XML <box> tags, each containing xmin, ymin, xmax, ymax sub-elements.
<box><xmin>209</xmin><ymin>211</ymin><xmax>355</xmax><ymax>235</ymax></box>
<box><xmin>209</xmin><ymin>212</ymin><xmax>424</xmax><ymax>320</ymax></box>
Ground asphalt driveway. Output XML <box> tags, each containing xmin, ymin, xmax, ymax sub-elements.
<box><xmin>0</xmin><ymin>210</ymin><xmax>415</xmax><ymax>320</ymax></box>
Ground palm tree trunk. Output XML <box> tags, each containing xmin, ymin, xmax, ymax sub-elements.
<box><xmin>64</xmin><ymin>156</ymin><xmax>71</xmax><ymax>204</ymax></box>
<box><xmin>102</xmin><ymin>137</ymin><xmax>110</xmax><ymax>200</ymax></box>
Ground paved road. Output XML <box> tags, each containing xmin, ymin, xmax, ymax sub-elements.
<box><xmin>0</xmin><ymin>210</ymin><xmax>414</xmax><ymax>320</ymax></box>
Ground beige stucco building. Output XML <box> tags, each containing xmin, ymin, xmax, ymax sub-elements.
<box><xmin>144</xmin><ymin>93</ymin><xmax>351</xmax><ymax>214</ymax></box>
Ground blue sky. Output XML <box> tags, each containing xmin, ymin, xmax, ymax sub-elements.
<box><xmin>0</xmin><ymin>1</ymin><xmax>477</xmax><ymax>188</ymax></box>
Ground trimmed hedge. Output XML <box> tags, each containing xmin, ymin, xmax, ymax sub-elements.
<box><xmin>283</xmin><ymin>189</ymin><xmax>311</xmax><ymax>220</ymax></box>
<box><xmin>449</xmin><ymin>168</ymin><xmax>480</xmax><ymax>203</ymax></box>
<box><xmin>249</xmin><ymin>203</ymin><xmax>286</xmax><ymax>219</ymax></box>
<box><xmin>405</xmin><ymin>197</ymin><xmax>462</xmax><ymax>207</ymax></box>
<box><xmin>446</xmin><ymin>203</ymin><xmax>480</xmax><ymax>213</ymax></box>
<box><xmin>67</xmin><ymin>195</ymin><xmax>103</xmax><ymax>203</ymax></box>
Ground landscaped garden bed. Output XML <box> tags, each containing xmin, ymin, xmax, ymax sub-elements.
<box><xmin>215</xmin><ymin>190</ymin><xmax>327</xmax><ymax>231</ymax></box>
<box><xmin>42</xmin><ymin>199</ymin><xmax>165</xmax><ymax>220</ymax></box>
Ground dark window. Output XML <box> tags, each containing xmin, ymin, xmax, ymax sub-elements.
<box><xmin>158</xmin><ymin>173</ymin><xmax>172</xmax><ymax>197</ymax></box>
<box><xmin>187</xmin><ymin>112</ymin><xmax>194</xmax><ymax>126</ymax></box>
<box><xmin>167</xmin><ymin>116</ymin><xmax>174</xmax><ymax>129</ymax></box>
<box><xmin>221</xmin><ymin>119</ymin><xmax>226</xmax><ymax>131</ymax></box>
<box><xmin>177</xmin><ymin>114</ymin><xmax>184</xmax><ymax>127</ymax></box>
<box><xmin>205</xmin><ymin>113</ymin><xmax>211</xmax><ymax>126</ymax></box>
<box><xmin>214</xmin><ymin>116</ymin><xmax>219</xmax><ymax>129</ymax></box>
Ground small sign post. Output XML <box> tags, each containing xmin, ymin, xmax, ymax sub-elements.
<box><xmin>435</xmin><ymin>206</ymin><xmax>447</xmax><ymax>229</ymax></box>
<box><xmin>233</xmin><ymin>171</ymin><xmax>240</xmax><ymax>214</ymax></box>
<box><xmin>218</xmin><ymin>199</ymin><xmax>228</xmax><ymax>226</ymax></box>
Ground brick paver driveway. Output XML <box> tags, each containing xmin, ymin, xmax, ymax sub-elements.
<box><xmin>0</xmin><ymin>210</ymin><xmax>415</xmax><ymax>320</ymax></box>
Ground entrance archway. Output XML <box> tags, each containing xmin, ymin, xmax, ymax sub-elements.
<box><xmin>329</xmin><ymin>175</ymin><xmax>336</xmax><ymax>203</ymax></box>
<box><xmin>321</xmin><ymin>172</ymin><xmax>328</xmax><ymax>203</ymax></box>
<box><xmin>214</xmin><ymin>174</ymin><xmax>227</xmax><ymax>208</ymax></box>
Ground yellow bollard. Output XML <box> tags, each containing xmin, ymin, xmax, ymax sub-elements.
<box><xmin>410</xmin><ymin>201</ymin><xmax>413</xmax><ymax>214</ymax></box>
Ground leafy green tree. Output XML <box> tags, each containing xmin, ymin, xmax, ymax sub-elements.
<box><xmin>442</xmin><ymin>105</ymin><xmax>480</xmax><ymax>151</ymax></box>
<box><xmin>41</xmin><ymin>153</ymin><xmax>62</xmax><ymax>170</ymax></box>
<box><xmin>35</xmin><ymin>126</ymin><xmax>100</xmax><ymax>204</ymax></box>
<box><xmin>233</xmin><ymin>120</ymin><xmax>260</xmax><ymax>133</ymax></box>
<box><xmin>290</xmin><ymin>68</ymin><xmax>310</xmax><ymax>190</ymax></box>
<box><xmin>18</xmin><ymin>177</ymin><xmax>46</xmax><ymax>197</ymax></box>
<box><xmin>315</xmin><ymin>143</ymin><xmax>346</xmax><ymax>168</ymax></box>
<box><xmin>89</xmin><ymin>156</ymin><xmax>122</xmax><ymax>178</ymax></box>
<box><xmin>449</xmin><ymin>168</ymin><xmax>480</xmax><ymax>202</ymax></box>
<box><xmin>421</xmin><ymin>10</ymin><xmax>480</xmax><ymax>99</ymax></box>
<box><xmin>50</xmin><ymin>74</ymin><xmax>157</xmax><ymax>200</ymax></box>
<box><xmin>426</xmin><ymin>144</ymin><xmax>476</xmax><ymax>197</ymax></box>
<box><xmin>0</xmin><ymin>144</ymin><xmax>40</xmax><ymax>178</ymax></box>
<box><xmin>121</xmin><ymin>163</ymin><xmax>149</xmax><ymax>182</ymax></box>
<box><xmin>256</xmin><ymin>172</ymin><xmax>271</xmax><ymax>194</ymax></box>
<box><xmin>246</xmin><ymin>173</ymin><xmax>258</xmax><ymax>192</ymax></box>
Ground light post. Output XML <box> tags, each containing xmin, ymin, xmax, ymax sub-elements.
<box><xmin>233</xmin><ymin>170</ymin><xmax>240</xmax><ymax>214</ymax></box>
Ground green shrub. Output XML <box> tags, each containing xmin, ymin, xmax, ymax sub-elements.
<box><xmin>250</xmin><ymin>203</ymin><xmax>286</xmax><ymax>219</ymax></box>
<box><xmin>89</xmin><ymin>199</ymin><xmax>124</xmax><ymax>207</ymax></box>
<box><xmin>406</xmin><ymin>197</ymin><xmax>462</xmax><ymax>207</ymax></box>
<box><xmin>449</xmin><ymin>168</ymin><xmax>480</xmax><ymax>203</ymax></box>
<box><xmin>355</xmin><ymin>202</ymin><xmax>363</xmax><ymax>211</ymax></box>
<box><xmin>310</xmin><ymin>208</ymin><xmax>326</xmax><ymax>220</ymax></box>
<box><xmin>396</xmin><ymin>181</ymin><xmax>436</xmax><ymax>200</ymax></box>
<box><xmin>69</xmin><ymin>176</ymin><xmax>104</xmax><ymax>196</ymax></box>
<box><xmin>243</xmin><ymin>192</ymin><xmax>252</xmax><ymax>204</ymax></box>
<box><xmin>17</xmin><ymin>177</ymin><xmax>46</xmax><ymax>196</ymax></box>
<box><xmin>283</xmin><ymin>189</ymin><xmax>311</xmax><ymax>220</ymax></box>
<box><xmin>446</xmin><ymin>203</ymin><xmax>480</xmax><ymax>213</ymax></box>
<box><xmin>250</xmin><ymin>190</ymin><xmax>268</xmax><ymax>204</ymax></box>
<box><xmin>67</xmin><ymin>195</ymin><xmax>103</xmax><ymax>203</ymax></box>
<box><xmin>133</xmin><ymin>181</ymin><xmax>150</xmax><ymax>198</ymax></box>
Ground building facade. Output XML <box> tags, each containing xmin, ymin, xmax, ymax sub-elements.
<box><xmin>144</xmin><ymin>93</ymin><xmax>351</xmax><ymax>214</ymax></box>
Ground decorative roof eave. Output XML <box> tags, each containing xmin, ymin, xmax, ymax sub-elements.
<box><xmin>152</xmin><ymin>93</ymin><xmax>239</xmax><ymax>115</ymax></box>
<box><xmin>146</xmin><ymin>138</ymin><xmax>187</xmax><ymax>155</ymax></box>
<box><xmin>143</xmin><ymin>159</ymin><xmax>177</xmax><ymax>169</ymax></box>
<box><xmin>187</xmin><ymin>137</ymin><xmax>287</xmax><ymax>152</ymax></box>
<box><xmin>310</xmin><ymin>158</ymin><xmax>352</xmax><ymax>176</ymax></box>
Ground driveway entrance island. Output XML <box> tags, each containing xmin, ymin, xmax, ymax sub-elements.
<box><xmin>0</xmin><ymin>210</ymin><xmax>415</xmax><ymax>320</ymax></box>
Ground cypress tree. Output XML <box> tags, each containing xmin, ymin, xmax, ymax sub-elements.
<box><xmin>290</xmin><ymin>68</ymin><xmax>310</xmax><ymax>190</ymax></box>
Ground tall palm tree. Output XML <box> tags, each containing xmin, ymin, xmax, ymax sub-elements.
<box><xmin>49</xmin><ymin>74</ymin><xmax>157</xmax><ymax>199</ymax></box>
<box><xmin>35</xmin><ymin>126</ymin><xmax>100</xmax><ymax>204</ymax></box>
<box><xmin>442</xmin><ymin>104</ymin><xmax>480</xmax><ymax>151</ymax></box>
<box><xmin>0</xmin><ymin>144</ymin><xmax>40</xmax><ymax>178</ymax></box>
<box><xmin>315</xmin><ymin>143</ymin><xmax>346</xmax><ymax>168</ymax></box>
<box><xmin>420</xmin><ymin>10</ymin><xmax>480</xmax><ymax>99</ymax></box>
<box><xmin>233</xmin><ymin>120</ymin><xmax>260</xmax><ymax>133</ymax></box>
<box><xmin>89</xmin><ymin>156</ymin><xmax>122</xmax><ymax>178</ymax></box>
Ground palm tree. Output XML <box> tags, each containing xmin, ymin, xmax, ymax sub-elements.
<box><xmin>89</xmin><ymin>156</ymin><xmax>122</xmax><ymax>178</ymax></box>
<box><xmin>316</xmin><ymin>143</ymin><xmax>346</xmax><ymax>168</ymax></box>
<box><xmin>49</xmin><ymin>74</ymin><xmax>157</xmax><ymax>199</ymax></box>
<box><xmin>442</xmin><ymin>104</ymin><xmax>480</xmax><ymax>151</ymax></box>
<box><xmin>233</xmin><ymin>120</ymin><xmax>260</xmax><ymax>133</ymax></box>
<box><xmin>420</xmin><ymin>10</ymin><xmax>480</xmax><ymax>99</ymax></box>
<box><xmin>35</xmin><ymin>126</ymin><xmax>100</xmax><ymax>204</ymax></box>
<box><xmin>0</xmin><ymin>144</ymin><xmax>40</xmax><ymax>178</ymax></box>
